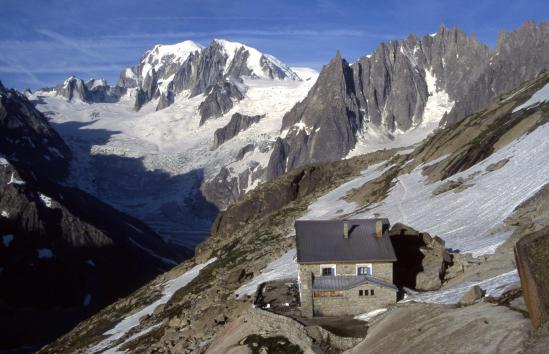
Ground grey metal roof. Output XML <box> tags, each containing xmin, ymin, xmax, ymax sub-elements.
<box><xmin>313</xmin><ymin>275</ymin><xmax>398</xmax><ymax>291</ymax></box>
<box><xmin>295</xmin><ymin>219</ymin><xmax>397</xmax><ymax>263</ymax></box>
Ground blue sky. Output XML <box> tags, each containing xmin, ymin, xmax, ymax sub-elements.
<box><xmin>0</xmin><ymin>0</ymin><xmax>547</xmax><ymax>90</ymax></box>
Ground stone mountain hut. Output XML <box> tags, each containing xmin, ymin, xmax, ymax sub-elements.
<box><xmin>296</xmin><ymin>219</ymin><xmax>398</xmax><ymax>317</ymax></box>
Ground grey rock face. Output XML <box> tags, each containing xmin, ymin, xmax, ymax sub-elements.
<box><xmin>458</xmin><ymin>285</ymin><xmax>484</xmax><ymax>306</ymax></box>
<box><xmin>55</xmin><ymin>76</ymin><xmax>90</xmax><ymax>101</ymax></box>
<box><xmin>0</xmin><ymin>82</ymin><xmax>71</xmax><ymax>181</ymax></box>
<box><xmin>236</xmin><ymin>143</ymin><xmax>255</xmax><ymax>160</ymax></box>
<box><xmin>272</xmin><ymin>52</ymin><xmax>361</xmax><ymax>176</ymax></box>
<box><xmin>50</xmin><ymin>76</ymin><xmax>119</xmax><ymax>104</ymax></box>
<box><xmin>266</xmin><ymin>21</ymin><xmax>548</xmax><ymax>181</ymax></box>
<box><xmin>156</xmin><ymin>90</ymin><xmax>175</xmax><ymax>111</ymax></box>
<box><xmin>119</xmin><ymin>39</ymin><xmax>299</xmax><ymax>111</ymax></box>
<box><xmin>442</xmin><ymin>21</ymin><xmax>549</xmax><ymax>126</ymax></box>
<box><xmin>213</xmin><ymin>113</ymin><xmax>263</xmax><ymax>148</ymax></box>
<box><xmin>198</xmin><ymin>81</ymin><xmax>245</xmax><ymax>125</ymax></box>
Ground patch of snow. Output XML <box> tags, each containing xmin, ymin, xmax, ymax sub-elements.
<box><xmin>347</xmin><ymin>70</ymin><xmax>454</xmax><ymax>158</ymax></box>
<box><xmin>1</xmin><ymin>211</ymin><xmax>9</xmax><ymax>218</ymax></box>
<box><xmin>420</xmin><ymin>69</ymin><xmax>454</xmax><ymax>128</ymax></box>
<box><xmin>89</xmin><ymin>79</ymin><xmax>107</xmax><ymax>89</ymax></box>
<box><xmin>124</xmin><ymin>68</ymin><xmax>136</xmax><ymax>80</ymax></box>
<box><xmin>235</xmin><ymin>249</ymin><xmax>297</xmax><ymax>297</ymax></box>
<box><xmin>37</xmin><ymin>248</ymin><xmax>54</xmax><ymax>259</ymax></box>
<box><xmin>88</xmin><ymin>258</ymin><xmax>217</xmax><ymax>353</ymax></box>
<box><xmin>512</xmin><ymin>83</ymin><xmax>549</xmax><ymax>112</ymax></box>
<box><xmin>302</xmin><ymin>162</ymin><xmax>390</xmax><ymax>220</ymax></box>
<box><xmin>0</xmin><ymin>157</ymin><xmax>9</xmax><ymax>166</ymax></box>
<box><xmin>113</xmin><ymin>323</ymin><xmax>162</xmax><ymax>353</ymax></box>
<box><xmin>405</xmin><ymin>270</ymin><xmax>519</xmax><ymax>304</ymax></box>
<box><xmin>2</xmin><ymin>234</ymin><xmax>14</xmax><ymax>247</ymax></box>
<box><xmin>289</xmin><ymin>67</ymin><xmax>318</xmax><ymax>81</ymax></box>
<box><xmin>83</xmin><ymin>294</ymin><xmax>92</xmax><ymax>306</ymax></box>
<box><xmin>7</xmin><ymin>172</ymin><xmax>25</xmax><ymax>185</ymax></box>
<box><xmin>422</xmin><ymin>154</ymin><xmax>450</xmax><ymax>168</ymax></box>
<box><xmin>39</xmin><ymin>193</ymin><xmax>54</xmax><ymax>208</ymax></box>
<box><xmin>354</xmin><ymin>308</ymin><xmax>387</xmax><ymax>322</ymax></box>
<box><xmin>396</xmin><ymin>147</ymin><xmax>415</xmax><ymax>156</ymax></box>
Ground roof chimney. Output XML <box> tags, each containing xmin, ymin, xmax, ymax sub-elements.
<box><xmin>375</xmin><ymin>220</ymin><xmax>383</xmax><ymax>238</ymax></box>
<box><xmin>343</xmin><ymin>221</ymin><xmax>349</xmax><ymax>239</ymax></box>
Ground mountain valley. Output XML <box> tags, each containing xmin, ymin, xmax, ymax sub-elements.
<box><xmin>0</xmin><ymin>17</ymin><xmax>548</xmax><ymax>354</ymax></box>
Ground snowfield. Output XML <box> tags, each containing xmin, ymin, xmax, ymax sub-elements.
<box><xmin>89</xmin><ymin>257</ymin><xmax>217</xmax><ymax>354</ymax></box>
<box><xmin>32</xmin><ymin>69</ymin><xmax>318</xmax><ymax>248</ymax></box>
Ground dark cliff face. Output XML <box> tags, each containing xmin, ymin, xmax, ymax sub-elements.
<box><xmin>441</xmin><ymin>21</ymin><xmax>549</xmax><ymax>126</ymax></box>
<box><xmin>198</xmin><ymin>81</ymin><xmax>245</xmax><ymax>125</ymax></box>
<box><xmin>0</xmin><ymin>84</ymin><xmax>191</xmax><ymax>351</ymax></box>
<box><xmin>266</xmin><ymin>21</ymin><xmax>548</xmax><ymax>181</ymax></box>
<box><xmin>269</xmin><ymin>53</ymin><xmax>361</xmax><ymax>178</ymax></box>
<box><xmin>0</xmin><ymin>83</ymin><xmax>71</xmax><ymax>181</ymax></box>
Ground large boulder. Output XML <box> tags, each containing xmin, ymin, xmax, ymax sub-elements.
<box><xmin>458</xmin><ymin>285</ymin><xmax>484</xmax><ymax>306</ymax></box>
<box><xmin>515</xmin><ymin>226</ymin><xmax>549</xmax><ymax>330</ymax></box>
<box><xmin>389</xmin><ymin>223</ymin><xmax>451</xmax><ymax>291</ymax></box>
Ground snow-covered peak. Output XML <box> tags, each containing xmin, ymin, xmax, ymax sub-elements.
<box><xmin>212</xmin><ymin>38</ymin><xmax>300</xmax><ymax>81</ymax></box>
<box><xmin>86</xmin><ymin>78</ymin><xmax>107</xmax><ymax>89</ymax></box>
<box><xmin>140</xmin><ymin>40</ymin><xmax>203</xmax><ymax>79</ymax></box>
<box><xmin>148</xmin><ymin>40</ymin><xmax>203</xmax><ymax>63</ymax></box>
<box><xmin>63</xmin><ymin>76</ymin><xmax>79</xmax><ymax>86</ymax></box>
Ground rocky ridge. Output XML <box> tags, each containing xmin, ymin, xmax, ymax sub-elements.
<box><xmin>266</xmin><ymin>21</ymin><xmax>549</xmax><ymax>180</ymax></box>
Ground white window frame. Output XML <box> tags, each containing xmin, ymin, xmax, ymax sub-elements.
<box><xmin>356</xmin><ymin>263</ymin><xmax>373</xmax><ymax>276</ymax></box>
<box><xmin>320</xmin><ymin>264</ymin><xmax>337</xmax><ymax>276</ymax></box>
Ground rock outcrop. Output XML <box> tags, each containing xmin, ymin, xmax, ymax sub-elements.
<box><xmin>347</xmin><ymin>302</ymin><xmax>531</xmax><ymax>354</ymax></box>
<box><xmin>458</xmin><ymin>285</ymin><xmax>484</xmax><ymax>306</ymax></box>
<box><xmin>213</xmin><ymin>113</ymin><xmax>263</xmax><ymax>148</ymax></box>
<box><xmin>50</xmin><ymin>76</ymin><xmax>119</xmax><ymax>103</ymax></box>
<box><xmin>199</xmin><ymin>81</ymin><xmax>245</xmax><ymax>125</ymax></box>
<box><xmin>515</xmin><ymin>226</ymin><xmax>549</xmax><ymax>330</ymax></box>
<box><xmin>389</xmin><ymin>223</ymin><xmax>451</xmax><ymax>291</ymax></box>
